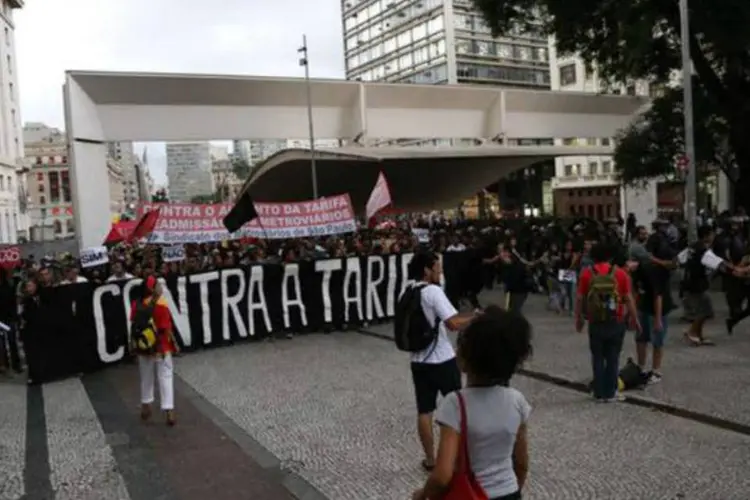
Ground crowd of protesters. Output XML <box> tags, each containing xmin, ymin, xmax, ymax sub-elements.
<box><xmin>1</xmin><ymin>209</ymin><xmax>749</xmax><ymax>380</ymax></box>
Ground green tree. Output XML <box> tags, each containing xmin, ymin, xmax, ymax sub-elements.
<box><xmin>472</xmin><ymin>0</ymin><xmax>750</xmax><ymax>204</ymax></box>
<box><xmin>232</xmin><ymin>158</ymin><xmax>252</xmax><ymax>180</ymax></box>
<box><xmin>152</xmin><ymin>188</ymin><xmax>168</xmax><ymax>203</ymax></box>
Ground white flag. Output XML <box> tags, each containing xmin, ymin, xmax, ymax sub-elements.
<box><xmin>365</xmin><ymin>172</ymin><xmax>392</xmax><ymax>220</ymax></box>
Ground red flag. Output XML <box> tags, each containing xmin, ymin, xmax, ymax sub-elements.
<box><xmin>103</xmin><ymin>221</ymin><xmax>137</xmax><ymax>245</ymax></box>
<box><xmin>127</xmin><ymin>209</ymin><xmax>160</xmax><ymax>243</ymax></box>
<box><xmin>366</xmin><ymin>171</ymin><xmax>392</xmax><ymax>220</ymax></box>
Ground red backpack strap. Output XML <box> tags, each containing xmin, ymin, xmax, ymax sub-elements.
<box><xmin>456</xmin><ymin>391</ymin><xmax>472</xmax><ymax>473</ymax></box>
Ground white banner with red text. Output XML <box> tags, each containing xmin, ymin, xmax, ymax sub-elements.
<box><xmin>137</xmin><ymin>194</ymin><xmax>357</xmax><ymax>243</ymax></box>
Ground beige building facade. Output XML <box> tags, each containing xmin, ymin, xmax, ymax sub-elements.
<box><xmin>24</xmin><ymin>123</ymin><xmax>126</xmax><ymax>241</ymax></box>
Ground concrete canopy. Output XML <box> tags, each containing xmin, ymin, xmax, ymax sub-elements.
<box><xmin>63</xmin><ymin>70</ymin><xmax>648</xmax><ymax>248</ymax></box>
<box><xmin>242</xmin><ymin>145</ymin><xmax>616</xmax><ymax>214</ymax></box>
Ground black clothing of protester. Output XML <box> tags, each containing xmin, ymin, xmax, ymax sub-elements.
<box><xmin>0</xmin><ymin>275</ymin><xmax>21</xmax><ymax>372</ymax></box>
<box><xmin>22</xmin><ymin>287</ymin><xmax>83</xmax><ymax>384</ymax></box>
<box><xmin>21</xmin><ymin>293</ymin><xmax>45</xmax><ymax>383</ymax></box>
<box><xmin>501</xmin><ymin>252</ymin><xmax>530</xmax><ymax>313</ymax></box>
<box><xmin>633</xmin><ymin>263</ymin><xmax>675</xmax><ymax>316</ymax></box>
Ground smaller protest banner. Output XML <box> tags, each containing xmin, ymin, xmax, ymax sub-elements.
<box><xmin>411</xmin><ymin>228</ymin><xmax>430</xmax><ymax>243</ymax></box>
<box><xmin>138</xmin><ymin>194</ymin><xmax>357</xmax><ymax>243</ymax></box>
<box><xmin>80</xmin><ymin>246</ymin><xmax>109</xmax><ymax>268</ymax></box>
<box><xmin>162</xmin><ymin>245</ymin><xmax>185</xmax><ymax>262</ymax></box>
<box><xmin>0</xmin><ymin>245</ymin><xmax>21</xmax><ymax>269</ymax></box>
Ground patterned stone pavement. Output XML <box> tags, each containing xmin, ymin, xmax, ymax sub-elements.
<box><xmin>3</xmin><ymin>321</ymin><xmax>750</xmax><ymax>499</ymax></box>
<box><xmin>468</xmin><ymin>288</ymin><xmax>750</xmax><ymax>429</ymax></box>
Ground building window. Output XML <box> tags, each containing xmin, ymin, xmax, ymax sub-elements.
<box><xmin>9</xmin><ymin>82</ymin><xmax>13</xmax><ymax>101</ymax></box>
<box><xmin>589</xmin><ymin>162</ymin><xmax>598</xmax><ymax>175</ymax></box>
<box><xmin>54</xmin><ymin>220</ymin><xmax>62</xmax><ymax>235</ymax></box>
<box><xmin>602</xmin><ymin>160</ymin><xmax>612</xmax><ymax>173</ymax></box>
<box><xmin>49</xmin><ymin>171</ymin><xmax>60</xmax><ymax>203</ymax></box>
<box><xmin>40</xmin><ymin>195</ymin><xmax>46</xmax><ymax>205</ymax></box>
<box><xmin>6</xmin><ymin>55</ymin><xmax>11</xmax><ymax>74</ymax></box>
<box><xmin>456</xmin><ymin>38</ymin><xmax>470</xmax><ymax>54</ymax></box>
<box><xmin>559</xmin><ymin>63</ymin><xmax>577</xmax><ymax>86</ymax></box>
<box><xmin>601</xmin><ymin>138</ymin><xmax>611</xmax><ymax>146</ymax></box>
<box><xmin>61</xmin><ymin>170</ymin><xmax>71</xmax><ymax>202</ymax></box>
<box><xmin>626</xmin><ymin>83</ymin><xmax>636</xmax><ymax>95</ymax></box>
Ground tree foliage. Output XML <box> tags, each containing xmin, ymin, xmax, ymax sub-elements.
<box><xmin>472</xmin><ymin>0</ymin><xmax>750</xmax><ymax>198</ymax></box>
<box><xmin>151</xmin><ymin>188</ymin><xmax>168</xmax><ymax>203</ymax></box>
<box><xmin>232</xmin><ymin>158</ymin><xmax>252</xmax><ymax>180</ymax></box>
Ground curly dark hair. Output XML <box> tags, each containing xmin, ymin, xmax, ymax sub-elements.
<box><xmin>457</xmin><ymin>305</ymin><xmax>532</xmax><ymax>386</ymax></box>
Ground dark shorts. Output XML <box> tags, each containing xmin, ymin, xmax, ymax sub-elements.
<box><xmin>410</xmin><ymin>358</ymin><xmax>461</xmax><ymax>415</ymax></box>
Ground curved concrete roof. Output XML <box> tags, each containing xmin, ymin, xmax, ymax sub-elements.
<box><xmin>241</xmin><ymin>145</ymin><xmax>615</xmax><ymax>214</ymax></box>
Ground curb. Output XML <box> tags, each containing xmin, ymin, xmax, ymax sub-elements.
<box><xmin>357</xmin><ymin>327</ymin><xmax>750</xmax><ymax>438</ymax></box>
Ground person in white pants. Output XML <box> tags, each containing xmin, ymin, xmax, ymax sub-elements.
<box><xmin>132</xmin><ymin>275</ymin><xmax>177</xmax><ymax>426</ymax></box>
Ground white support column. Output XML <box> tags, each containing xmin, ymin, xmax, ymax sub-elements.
<box><xmin>64</xmin><ymin>76</ymin><xmax>111</xmax><ymax>249</ymax></box>
<box><xmin>341</xmin><ymin>83</ymin><xmax>367</xmax><ymax>143</ymax></box>
<box><xmin>483</xmin><ymin>91</ymin><xmax>504</xmax><ymax>141</ymax></box>
<box><xmin>357</xmin><ymin>82</ymin><xmax>367</xmax><ymax>143</ymax></box>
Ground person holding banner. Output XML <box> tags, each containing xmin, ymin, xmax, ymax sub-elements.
<box><xmin>131</xmin><ymin>275</ymin><xmax>177</xmax><ymax>426</ymax></box>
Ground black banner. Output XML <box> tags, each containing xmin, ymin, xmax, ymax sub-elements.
<box><xmin>26</xmin><ymin>253</ymin><xmax>439</xmax><ymax>380</ymax></box>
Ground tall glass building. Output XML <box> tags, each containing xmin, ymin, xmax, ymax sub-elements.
<box><xmin>342</xmin><ymin>0</ymin><xmax>550</xmax><ymax>88</ymax></box>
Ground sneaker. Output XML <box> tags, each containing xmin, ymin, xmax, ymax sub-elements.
<box><xmin>604</xmin><ymin>393</ymin><xmax>626</xmax><ymax>403</ymax></box>
<box><xmin>647</xmin><ymin>372</ymin><xmax>662</xmax><ymax>384</ymax></box>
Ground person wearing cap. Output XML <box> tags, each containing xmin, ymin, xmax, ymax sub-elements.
<box><xmin>131</xmin><ymin>275</ymin><xmax>177</xmax><ymax>426</ymax></box>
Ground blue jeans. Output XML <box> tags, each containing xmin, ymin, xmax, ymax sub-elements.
<box><xmin>588</xmin><ymin>321</ymin><xmax>625</xmax><ymax>399</ymax></box>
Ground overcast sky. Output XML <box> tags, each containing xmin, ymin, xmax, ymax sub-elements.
<box><xmin>15</xmin><ymin>0</ymin><xmax>346</xmax><ymax>185</ymax></box>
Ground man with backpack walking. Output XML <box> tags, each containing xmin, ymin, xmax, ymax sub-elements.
<box><xmin>130</xmin><ymin>275</ymin><xmax>178</xmax><ymax>426</ymax></box>
<box><xmin>575</xmin><ymin>243</ymin><xmax>640</xmax><ymax>402</ymax></box>
<box><xmin>395</xmin><ymin>251</ymin><xmax>477</xmax><ymax>471</ymax></box>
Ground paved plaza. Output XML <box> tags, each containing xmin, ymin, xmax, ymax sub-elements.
<box><xmin>2</xmin><ymin>292</ymin><xmax>750</xmax><ymax>499</ymax></box>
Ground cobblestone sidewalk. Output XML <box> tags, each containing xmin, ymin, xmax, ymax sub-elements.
<box><xmin>3</xmin><ymin>310</ymin><xmax>750</xmax><ymax>499</ymax></box>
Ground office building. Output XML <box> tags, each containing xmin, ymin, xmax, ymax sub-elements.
<box><xmin>341</xmin><ymin>0</ymin><xmax>551</xmax><ymax>215</ymax></box>
<box><xmin>108</xmin><ymin>141</ymin><xmax>152</xmax><ymax>207</ymax></box>
<box><xmin>342</xmin><ymin>0</ymin><xmax>549</xmax><ymax>88</ymax></box>
<box><xmin>166</xmin><ymin>142</ymin><xmax>214</xmax><ymax>202</ymax></box>
<box><xmin>0</xmin><ymin>0</ymin><xmax>25</xmax><ymax>242</ymax></box>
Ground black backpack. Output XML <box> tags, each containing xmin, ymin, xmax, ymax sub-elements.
<box><xmin>394</xmin><ymin>284</ymin><xmax>439</xmax><ymax>353</ymax></box>
<box><xmin>130</xmin><ymin>297</ymin><xmax>159</xmax><ymax>354</ymax></box>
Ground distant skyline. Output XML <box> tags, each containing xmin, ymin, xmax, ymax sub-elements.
<box><xmin>15</xmin><ymin>0</ymin><xmax>346</xmax><ymax>186</ymax></box>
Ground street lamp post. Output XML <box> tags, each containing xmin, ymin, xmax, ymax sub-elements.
<box><xmin>298</xmin><ymin>34</ymin><xmax>319</xmax><ymax>199</ymax></box>
<box><xmin>680</xmin><ymin>0</ymin><xmax>698</xmax><ymax>242</ymax></box>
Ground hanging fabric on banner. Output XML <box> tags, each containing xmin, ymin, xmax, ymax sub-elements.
<box><xmin>80</xmin><ymin>246</ymin><xmax>109</xmax><ymax>268</ymax></box>
<box><xmin>162</xmin><ymin>245</ymin><xmax>186</xmax><ymax>262</ymax></box>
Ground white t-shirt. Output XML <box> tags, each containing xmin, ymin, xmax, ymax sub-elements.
<box><xmin>408</xmin><ymin>281</ymin><xmax>458</xmax><ymax>364</ymax></box>
<box><xmin>436</xmin><ymin>387</ymin><xmax>531</xmax><ymax>498</ymax></box>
